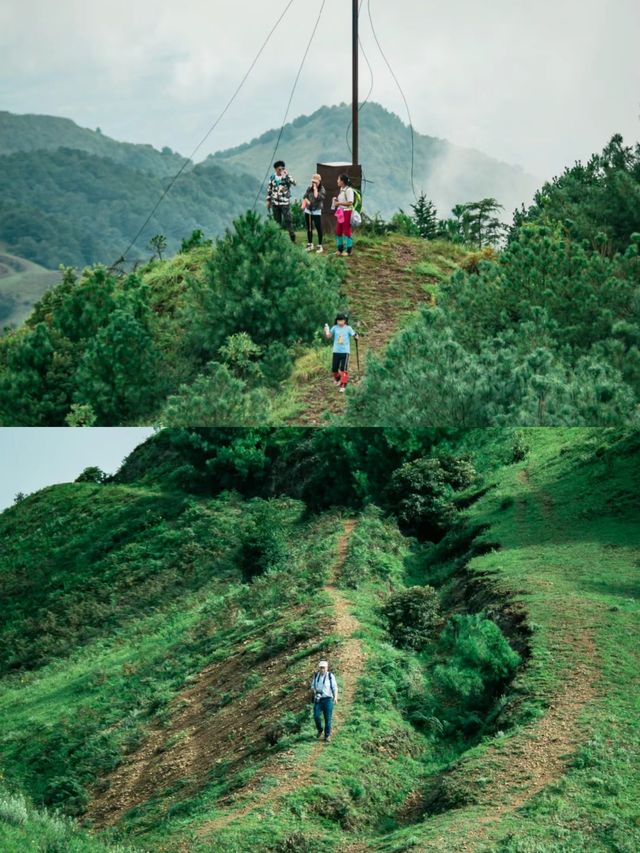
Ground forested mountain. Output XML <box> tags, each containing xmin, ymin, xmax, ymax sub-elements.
<box><xmin>0</xmin><ymin>148</ymin><xmax>260</xmax><ymax>269</ymax></box>
<box><xmin>209</xmin><ymin>102</ymin><xmax>539</xmax><ymax>218</ymax></box>
<box><xmin>0</xmin><ymin>111</ymin><xmax>186</xmax><ymax>176</ymax></box>
<box><xmin>0</xmin><ymin>105</ymin><xmax>537</xmax><ymax>272</ymax></box>
<box><xmin>0</xmin><ymin>427</ymin><xmax>638</xmax><ymax>852</ymax></box>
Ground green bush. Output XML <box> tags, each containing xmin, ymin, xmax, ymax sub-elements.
<box><xmin>430</xmin><ymin>613</ymin><xmax>521</xmax><ymax>736</ymax></box>
<box><xmin>185</xmin><ymin>211</ymin><xmax>342</xmax><ymax>362</ymax></box>
<box><xmin>387</xmin><ymin>456</ymin><xmax>462</xmax><ymax>540</ymax></box>
<box><xmin>382</xmin><ymin>586</ymin><xmax>440</xmax><ymax>650</ymax></box>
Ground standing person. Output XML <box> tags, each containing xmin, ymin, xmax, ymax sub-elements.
<box><xmin>301</xmin><ymin>173</ymin><xmax>326</xmax><ymax>253</ymax></box>
<box><xmin>266</xmin><ymin>160</ymin><xmax>297</xmax><ymax>242</ymax></box>
<box><xmin>310</xmin><ymin>660</ymin><xmax>338</xmax><ymax>743</ymax></box>
<box><xmin>332</xmin><ymin>174</ymin><xmax>355</xmax><ymax>257</ymax></box>
<box><xmin>324</xmin><ymin>313</ymin><xmax>358</xmax><ymax>393</ymax></box>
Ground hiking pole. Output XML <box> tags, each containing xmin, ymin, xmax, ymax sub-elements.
<box><xmin>355</xmin><ymin>336</ymin><xmax>360</xmax><ymax>374</ymax></box>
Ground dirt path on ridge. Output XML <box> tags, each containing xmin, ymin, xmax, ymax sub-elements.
<box><xmin>194</xmin><ymin>518</ymin><xmax>364</xmax><ymax>838</ymax></box>
<box><xmin>293</xmin><ymin>238</ymin><xmax>430</xmax><ymax>425</ymax></box>
<box><xmin>436</xmin><ymin>468</ymin><xmax>601</xmax><ymax>851</ymax></box>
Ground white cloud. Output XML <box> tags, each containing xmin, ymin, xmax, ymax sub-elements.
<box><xmin>1</xmin><ymin>0</ymin><xmax>638</xmax><ymax>179</ymax></box>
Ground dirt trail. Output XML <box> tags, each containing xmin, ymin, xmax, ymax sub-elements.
<box><xmin>442</xmin><ymin>468</ymin><xmax>601</xmax><ymax>851</ymax></box>
<box><xmin>294</xmin><ymin>238</ymin><xmax>430</xmax><ymax>425</ymax></box>
<box><xmin>195</xmin><ymin>519</ymin><xmax>364</xmax><ymax>837</ymax></box>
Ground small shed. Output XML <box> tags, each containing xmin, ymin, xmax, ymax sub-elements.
<box><xmin>316</xmin><ymin>162</ymin><xmax>363</xmax><ymax>237</ymax></box>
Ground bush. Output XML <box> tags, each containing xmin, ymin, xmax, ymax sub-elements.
<box><xmin>185</xmin><ymin>211</ymin><xmax>343</xmax><ymax>362</ymax></box>
<box><xmin>0</xmin><ymin>790</ymin><xmax>29</xmax><ymax>825</ymax></box>
<box><xmin>387</xmin><ymin>456</ymin><xmax>468</xmax><ymax>540</ymax></box>
<box><xmin>430</xmin><ymin>613</ymin><xmax>521</xmax><ymax>735</ymax></box>
<box><xmin>382</xmin><ymin>586</ymin><xmax>440</xmax><ymax>650</ymax></box>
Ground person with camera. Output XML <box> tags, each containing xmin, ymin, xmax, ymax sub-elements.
<box><xmin>266</xmin><ymin>159</ymin><xmax>297</xmax><ymax>242</ymax></box>
<box><xmin>310</xmin><ymin>659</ymin><xmax>338</xmax><ymax>742</ymax></box>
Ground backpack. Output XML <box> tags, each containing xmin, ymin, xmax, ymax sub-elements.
<box><xmin>353</xmin><ymin>188</ymin><xmax>363</xmax><ymax>213</ymax></box>
<box><xmin>313</xmin><ymin>671</ymin><xmax>335</xmax><ymax>697</ymax></box>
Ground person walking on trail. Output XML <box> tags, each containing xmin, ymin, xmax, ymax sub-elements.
<box><xmin>324</xmin><ymin>313</ymin><xmax>358</xmax><ymax>393</ymax></box>
<box><xmin>266</xmin><ymin>160</ymin><xmax>297</xmax><ymax>242</ymax></box>
<box><xmin>310</xmin><ymin>660</ymin><xmax>338</xmax><ymax>742</ymax></box>
<box><xmin>332</xmin><ymin>173</ymin><xmax>355</xmax><ymax>256</ymax></box>
<box><xmin>301</xmin><ymin>173</ymin><xmax>326</xmax><ymax>253</ymax></box>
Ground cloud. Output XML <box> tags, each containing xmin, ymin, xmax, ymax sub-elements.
<box><xmin>1</xmin><ymin>0</ymin><xmax>639</xmax><ymax>179</ymax></box>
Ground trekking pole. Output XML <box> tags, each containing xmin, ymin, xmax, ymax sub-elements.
<box><xmin>355</xmin><ymin>336</ymin><xmax>360</xmax><ymax>374</ymax></box>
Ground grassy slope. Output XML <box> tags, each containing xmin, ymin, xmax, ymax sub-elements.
<box><xmin>0</xmin><ymin>430</ymin><xmax>638</xmax><ymax>853</ymax></box>
<box><xmin>0</xmin><ymin>250</ymin><xmax>60</xmax><ymax>330</ymax></box>
<box><xmin>379</xmin><ymin>428</ymin><xmax>640</xmax><ymax>852</ymax></box>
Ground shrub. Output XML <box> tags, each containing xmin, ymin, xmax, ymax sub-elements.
<box><xmin>185</xmin><ymin>211</ymin><xmax>342</xmax><ymax>362</ymax></box>
<box><xmin>430</xmin><ymin>613</ymin><xmax>521</xmax><ymax>735</ymax></box>
<box><xmin>0</xmin><ymin>790</ymin><xmax>29</xmax><ymax>825</ymax></box>
<box><xmin>387</xmin><ymin>457</ymin><xmax>461</xmax><ymax>540</ymax></box>
<box><xmin>382</xmin><ymin>586</ymin><xmax>440</xmax><ymax>650</ymax></box>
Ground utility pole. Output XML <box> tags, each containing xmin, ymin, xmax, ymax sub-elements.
<box><xmin>352</xmin><ymin>0</ymin><xmax>359</xmax><ymax>166</ymax></box>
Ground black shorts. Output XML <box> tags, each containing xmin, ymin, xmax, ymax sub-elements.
<box><xmin>332</xmin><ymin>352</ymin><xmax>350</xmax><ymax>373</ymax></box>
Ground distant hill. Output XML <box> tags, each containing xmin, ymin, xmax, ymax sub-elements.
<box><xmin>0</xmin><ymin>111</ymin><xmax>187</xmax><ymax>177</ymax></box>
<box><xmin>0</xmin><ymin>146</ymin><xmax>260</xmax><ymax>269</ymax></box>
<box><xmin>209</xmin><ymin>102</ymin><xmax>540</xmax><ymax>218</ymax></box>
<box><xmin>0</xmin><ymin>250</ymin><xmax>60</xmax><ymax>330</ymax></box>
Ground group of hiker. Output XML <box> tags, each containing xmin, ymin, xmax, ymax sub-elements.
<box><xmin>266</xmin><ymin>160</ymin><xmax>361</xmax><ymax>393</ymax></box>
<box><xmin>266</xmin><ymin>161</ymin><xmax>359</xmax><ymax>257</ymax></box>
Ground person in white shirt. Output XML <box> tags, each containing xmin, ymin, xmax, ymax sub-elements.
<box><xmin>332</xmin><ymin>174</ymin><xmax>355</xmax><ymax>256</ymax></box>
<box><xmin>310</xmin><ymin>659</ymin><xmax>338</xmax><ymax>742</ymax></box>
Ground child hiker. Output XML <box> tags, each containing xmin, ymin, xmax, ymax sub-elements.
<box><xmin>331</xmin><ymin>173</ymin><xmax>354</xmax><ymax>256</ymax></box>
<box><xmin>324</xmin><ymin>313</ymin><xmax>358</xmax><ymax>393</ymax></box>
<box><xmin>301</xmin><ymin>173</ymin><xmax>326</xmax><ymax>253</ymax></box>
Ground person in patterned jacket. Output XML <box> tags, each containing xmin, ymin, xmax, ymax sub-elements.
<box><xmin>266</xmin><ymin>160</ymin><xmax>297</xmax><ymax>242</ymax></box>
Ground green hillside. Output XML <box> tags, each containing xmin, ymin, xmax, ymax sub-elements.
<box><xmin>0</xmin><ymin>428</ymin><xmax>638</xmax><ymax>853</ymax></box>
<box><xmin>209</xmin><ymin>103</ymin><xmax>539</xmax><ymax>218</ymax></box>
<box><xmin>0</xmin><ymin>148</ymin><xmax>260</xmax><ymax>269</ymax></box>
<box><xmin>0</xmin><ymin>111</ymin><xmax>187</xmax><ymax>177</ymax></box>
<box><xmin>0</xmin><ymin>250</ymin><xmax>60</xmax><ymax>330</ymax></box>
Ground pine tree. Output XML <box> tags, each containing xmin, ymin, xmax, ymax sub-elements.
<box><xmin>410</xmin><ymin>193</ymin><xmax>438</xmax><ymax>239</ymax></box>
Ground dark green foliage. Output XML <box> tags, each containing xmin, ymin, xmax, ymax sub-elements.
<box><xmin>240</xmin><ymin>500</ymin><xmax>289</xmax><ymax>582</ymax></box>
<box><xmin>148</xmin><ymin>234</ymin><xmax>167</xmax><ymax>261</ymax></box>
<box><xmin>429</xmin><ymin>613</ymin><xmax>521</xmax><ymax>735</ymax></box>
<box><xmin>75</xmin><ymin>466</ymin><xmax>107</xmax><ymax>484</ymax></box>
<box><xmin>0</xmin><ymin>147</ymin><xmax>260</xmax><ymax>269</ymax></box>
<box><xmin>513</xmin><ymin>135</ymin><xmax>640</xmax><ymax>255</ymax></box>
<box><xmin>411</xmin><ymin>194</ymin><xmax>439</xmax><ymax>239</ymax></box>
<box><xmin>440</xmin><ymin>198</ymin><xmax>507</xmax><ymax>248</ymax></box>
<box><xmin>350</xmin><ymin>225</ymin><xmax>640</xmax><ymax>426</ymax></box>
<box><xmin>186</xmin><ymin>212</ymin><xmax>342</xmax><ymax>360</ymax></box>
<box><xmin>0</xmin><ymin>268</ymin><xmax>162</xmax><ymax>425</ymax></box>
<box><xmin>382</xmin><ymin>586</ymin><xmax>440</xmax><ymax>650</ymax></box>
<box><xmin>160</xmin><ymin>362</ymin><xmax>271</xmax><ymax>427</ymax></box>
<box><xmin>386</xmin><ymin>455</ymin><xmax>476</xmax><ymax>540</ymax></box>
<box><xmin>179</xmin><ymin>229</ymin><xmax>211</xmax><ymax>254</ymax></box>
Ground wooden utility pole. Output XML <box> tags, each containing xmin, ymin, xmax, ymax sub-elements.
<box><xmin>352</xmin><ymin>0</ymin><xmax>359</xmax><ymax>166</ymax></box>
<box><xmin>318</xmin><ymin>0</ymin><xmax>362</xmax><ymax>235</ymax></box>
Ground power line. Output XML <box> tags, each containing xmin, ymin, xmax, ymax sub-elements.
<box><xmin>346</xmin><ymin>0</ymin><xmax>375</xmax><ymax>160</ymax></box>
<box><xmin>114</xmin><ymin>0</ymin><xmax>297</xmax><ymax>267</ymax></box>
<box><xmin>253</xmin><ymin>0</ymin><xmax>328</xmax><ymax>210</ymax></box>
<box><xmin>367</xmin><ymin>0</ymin><xmax>417</xmax><ymax>200</ymax></box>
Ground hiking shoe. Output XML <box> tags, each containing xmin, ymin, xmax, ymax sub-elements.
<box><xmin>316</xmin><ymin>246</ymin><xmax>324</xmax><ymax>254</ymax></box>
<box><xmin>316</xmin><ymin>730</ymin><xmax>324</xmax><ymax>739</ymax></box>
<box><xmin>339</xmin><ymin>386</ymin><xmax>346</xmax><ymax>394</ymax></box>
<box><xmin>324</xmin><ymin>736</ymin><xmax>331</xmax><ymax>743</ymax></box>
<box><xmin>306</xmin><ymin>244</ymin><xmax>314</xmax><ymax>252</ymax></box>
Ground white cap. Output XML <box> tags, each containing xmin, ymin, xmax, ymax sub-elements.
<box><xmin>318</xmin><ymin>660</ymin><xmax>329</xmax><ymax>668</ymax></box>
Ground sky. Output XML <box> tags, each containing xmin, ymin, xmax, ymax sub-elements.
<box><xmin>0</xmin><ymin>429</ymin><xmax>154</xmax><ymax>511</ymax></box>
<box><xmin>1</xmin><ymin>0</ymin><xmax>638</xmax><ymax>180</ymax></box>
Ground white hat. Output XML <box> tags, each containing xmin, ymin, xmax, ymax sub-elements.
<box><xmin>318</xmin><ymin>660</ymin><xmax>329</xmax><ymax>668</ymax></box>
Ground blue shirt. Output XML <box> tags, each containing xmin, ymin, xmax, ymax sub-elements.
<box><xmin>331</xmin><ymin>324</ymin><xmax>356</xmax><ymax>354</ymax></box>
